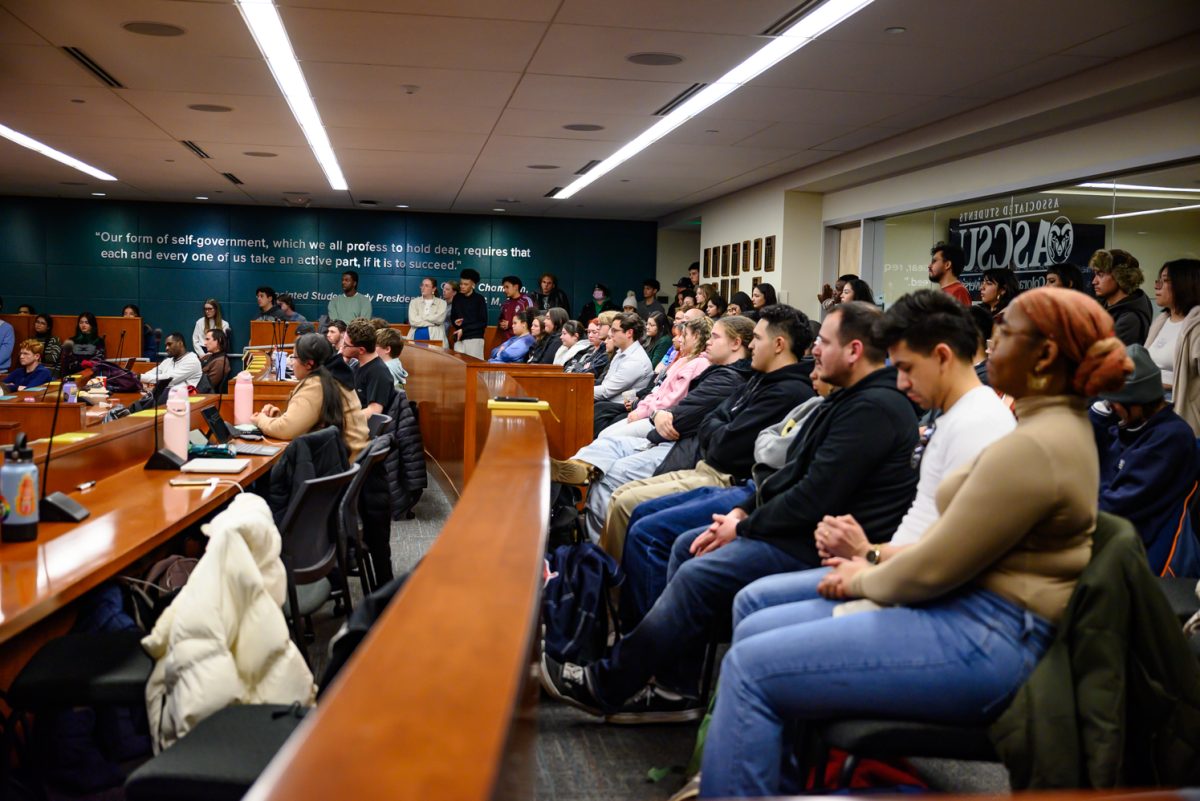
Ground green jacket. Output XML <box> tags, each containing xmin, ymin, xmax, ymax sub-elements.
<box><xmin>990</xmin><ymin>512</ymin><xmax>1200</xmax><ymax>788</ymax></box>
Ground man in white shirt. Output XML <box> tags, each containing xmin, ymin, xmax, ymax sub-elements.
<box><xmin>732</xmin><ymin>289</ymin><xmax>1016</xmax><ymax>630</ymax></box>
<box><xmin>328</xmin><ymin>270</ymin><xmax>372</xmax><ymax>322</ymax></box>
<box><xmin>594</xmin><ymin>313</ymin><xmax>652</xmax><ymax>401</ymax></box>
<box><xmin>141</xmin><ymin>332</ymin><xmax>203</xmax><ymax>389</ymax></box>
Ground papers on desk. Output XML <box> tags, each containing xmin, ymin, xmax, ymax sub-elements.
<box><xmin>32</xmin><ymin>432</ymin><xmax>98</xmax><ymax>445</ymax></box>
<box><xmin>181</xmin><ymin>458</ymin><xmax>250</xmax><ymax>474</ymax></box>
<box><xmin>130</xmin><ymin>408</ymin><xmax>167</xmax><ymax>418</ymax></box>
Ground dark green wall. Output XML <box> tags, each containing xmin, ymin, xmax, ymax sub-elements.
<box><xmin>0</xmin><ymin>196</ymin><xmax>655</xmax><ymax>347</ymax></box>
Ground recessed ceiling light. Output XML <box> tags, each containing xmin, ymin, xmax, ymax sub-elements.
<box><xmin>884</xmin><ymin>26</ymin><xmax>906</xmax><ymax>34</ymax></box>
<box><xmin>626</xmin><ymin>52</ymin><xmax>684</xmax><ymax>66</ymax></box>
<box><xmin>243</xmin><ymin>151</ymin><xmax>278</xmax><ymax>157</ymax></box>
<box><xmin>395</xmin><ymin>204</ymin><xmax>409</xmax><ymax>208</ymax></box>
<box><xmin>563</xmin><ymin>124</ymin><xmax>605</xmax><ymax>132</ymax></box>
<box><xmin>195</xmin><ymin>195</ymin><xmax>208</xmax><ymax>200</ymax></box>
<box><xmin>359</xmin><ymin>199</ymin><xmax>378</xmax><ymax>206</ymax></box>
<box><xmin>123</xmin><ymin>21</ymin><xmax>185</xmax><ymax>36</ymax></box>
<box><xmin>91</xmin><ymin>192</ymin><xmax>106</xmax><ymax>196</ymax></box>
<box><xmin>492</xmin><ymin>208</ymin><xmax>506</xmax><ymax>212</ymax></box>
<box><xmin>528</xmin><ymin>164</ymin><xmax>559</xmax><ymax>170</ymax></box>
<box><xmin>235</xmin><ymin>0</ymin><xmax>348</xmax><ymax>192</ymax></box>
<box><xmin>188</xmin><ymin>103</ymin><xmax>233</xmax><ymax>112</ymax></box>
<box><xmin>0</xmin><ymin>123</ymin><xmax>118</xmax><ymax>181</ymax></box>
<box><xmin>553</xmin><ymin>0</ymin><xmax>877</xmax><ymax>200</ymax></box>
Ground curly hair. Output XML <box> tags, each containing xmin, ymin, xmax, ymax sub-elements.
<box><xmin>1090</xmin><ymin>248</ymin><xmax>1143</xmax><ymax>294</ymax></box>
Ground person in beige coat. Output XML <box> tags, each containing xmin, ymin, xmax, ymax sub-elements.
<box><xmin>1144</xmin><ymin>258</ymin><xmax>1200</xmax><ymax>435</ymax></box>
<box><xmin>407</xmin><ymin>276</ymin><xmax>447</xmax><ymax>344</ymax></box>
<box><xmin>142</xmin><ymin>493</ymin><xmax>316</xmax><ymax>753</ymax></box>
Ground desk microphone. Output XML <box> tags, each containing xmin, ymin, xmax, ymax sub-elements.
<box><xmin>115</xmin><ymin>329</ymin><xmax>126</xmax><ymax>359</ymax></box>
<box><xmin>40</xmin><ymin>342</ymin><xmax>90</xmax><ymax>522</ymax></box>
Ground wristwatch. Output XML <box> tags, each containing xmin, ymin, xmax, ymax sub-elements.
<box><xmin>866</xmin><ymin>545</ymin><xmax>883</xmax><ymax>565</ymax></box>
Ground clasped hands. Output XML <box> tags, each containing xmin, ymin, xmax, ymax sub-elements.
<box><xmin>814</xmin><ymin>514</ymin><xmax>873</xmax><ymax>600</ymax></box>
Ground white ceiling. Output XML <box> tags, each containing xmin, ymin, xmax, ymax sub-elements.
<box><xmin>0</xmin><ymin>0</ymin><xmax>1198</xmax><ymax>219</ymax></box>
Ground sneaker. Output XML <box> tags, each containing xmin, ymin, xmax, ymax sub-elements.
<box><xmin>551</xmin><ymin>458</ymin><xmax>592</xmax><ymax>485</ymax></box>
<box><xmin>604</xmin><ymin>684</ymin><xmax>704</xmax><ymax>725</ymax></box>
<box><xmin>539</xmin><ymin>652</ymin><xmax>605</xmax><ymax>716</ymax></box>
<box><xmin>667</xmin><ymin>773</ymin><xmax>701</xmax><ymax>801</ymax></box>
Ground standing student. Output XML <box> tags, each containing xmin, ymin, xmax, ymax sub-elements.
<box><xmin>450</xmin><ymin>268</ymin><xmax>488</xmax><ymax>359</ymax></box>
<box><xmin>1144</xmin><ymin>259</ymin><xmax>1200</xmax><ymax>425</ymax></box>
<box><xmin>840</xmin><ymin>278</ymin><xmax>874</xmax><ymax>305</ymax></box>
<box><xmin>253</xmin><ymin>333</ymin><xmax>369</xmax><ymax>461</ymax></box>
<box><xmin>1045</xmin><ymin>262</ymin><xmax>1087</xmax><ymax>292</ymax></box>
<box><xmin>979</xmin><ymin>268</ymin><xmax>1021</xmax><ymax>322</ymax></box>
<box><xmin>928</xmin><ymin>242</ymin><xmax>972</xmax><ymax>305</ymax></box>
<box><xmin>254</xmin><ymin>286</ymin><xmax>285</xmax><ymax>322</ymax></box>
<box><xmin>497</xmin><ymin>275</ymin><xmax>534</xmax><ymax>344</ymax></box>
<box><xmin>31</xmin><ymin>313</ymin><xmax>61</xmax><ymax>369</ymax></box>
<box><xmin>816</xmin><ymin>275</ymin><xmax>857</xmax><ymax>313</ymax></box>
<box><xmin>1091</xmin><ymin>248</ymin><xmax>1152</xmax><ymax>345</ymax></box>
<box><xmin>535</xmin><ymin>273</ymin><xmax>571</xmax><ymax>317</ymax></box>
<box><xmin>192</xmin><ymin>298</ymin><xmax>231</xmax><ymax>356</ymax></box>
<box><xmin>328</xmin><ymin>270</ymin><xmax>372</xmax><ymax>322</ymax></box>
<box><xmin>638</xmin><ymin>279</ymin><xmax>666</xmax><ymax>320</ymax></box>
<box><xmin>580</xmin><ymin>283</ymin><xmax>619</xmax><ymax>327</ymax></box>
<box><xmin>407</xmin><ymin>277</ymin><xmax>447</xmax><ymax>342</ymax></box>
<box><xmin>141</xmin><ymin>332</ymin><xmax>203</xmax><ymax>388</ymax></box>
<box><xmin>123</xmin><ymin>303</ymin><xmax>159</xmax><ymax>359</ymax></box>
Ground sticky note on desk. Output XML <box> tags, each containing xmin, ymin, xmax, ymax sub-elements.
<box><xmin>131</xmin><ymin>408</ymin><xmax>168</xmax><ymax>418</ymax></box>
<box><xmin>188</xmin><ymin>396</ymin><xmax>206</xmax><ymax>404</ymax></box>
<box><xmin>32</xmin><ymin>432</ymin><xmax>98</xmax><ymax>444</ymax></box>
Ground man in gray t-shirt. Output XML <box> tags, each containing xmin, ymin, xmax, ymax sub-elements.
<box><xmin>328</xmin><ymin>269</ymin><xmax>372</xmax><ymax>322</ymax></box>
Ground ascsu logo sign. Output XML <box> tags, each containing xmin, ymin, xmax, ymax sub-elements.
<box><xmin>950</xmin><ymin>197</ymin><xmax>1091</xmax><ymax>273</ymax></box>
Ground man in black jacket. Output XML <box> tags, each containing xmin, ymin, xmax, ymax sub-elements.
<box><xmin>552</xmin><ymin>316</ymin><xmax>759</xmax><ymax>543</ymax></box>
<box><xmin>541</xmin><ymin>302</ymin><xmax>919</xmax><ymax>724</ymax></box>
<box><xmin>601</xmin><ymin>306</ymin><xmax>815</xmax><ymax>558</ymax></box>
<box><xmin>450</xmin><ymin>268</ymin><xmax>489</xmax><ymax>358</ymax></box>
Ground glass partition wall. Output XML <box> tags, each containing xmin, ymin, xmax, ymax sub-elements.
<box><xmin>864</xmin><ymin>161</ymin><xmax>1200</xmax><ymax>307</ymax></box>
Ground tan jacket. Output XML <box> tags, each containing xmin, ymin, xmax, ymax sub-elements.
<box><xmin>850</xmin><ymin>395</ymin><xmax>1096</xmax><ymax>624</ymax></box>
<box><xmin>253</xmin><ymin>375</ymin><xmax>369</xmax><ymax>461</ymax></box>
<box><xmin>1145</xmin><ymin>306</ymin><xmax>1200</xmax><ymax>436</ymax></box>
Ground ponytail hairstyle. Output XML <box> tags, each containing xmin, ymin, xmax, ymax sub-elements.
<box><xmin>680</xmin><ymin>315</ymin><xmax>714</xmax><ymax>356</ymax></box>
<box><xmin>293</xmin><ymin>333</ymin><xmax>346</xmax><ymax>432</ymax></box>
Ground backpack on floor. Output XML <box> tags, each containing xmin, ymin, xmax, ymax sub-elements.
<box><xmin>542</xmin><ymin>542</ymin><xmax>623</xmax><ymax>665</ymax></box>
<box><xmin>548</xmin><ymin>482</ymin><xmax>586</xmax><ymax>549</ymax></box>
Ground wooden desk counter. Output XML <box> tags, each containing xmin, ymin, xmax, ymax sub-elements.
<box><xmin>0</xmin><ymin>448</ymin><xmax>279</xmax><ymax>646</ymax></box>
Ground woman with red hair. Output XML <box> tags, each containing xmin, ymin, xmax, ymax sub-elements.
<box><xmin>700</xmin><ymin>287</ymin><xmax>1131</xmax><ymax>798</ymax></box>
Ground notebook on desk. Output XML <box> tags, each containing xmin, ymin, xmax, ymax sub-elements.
<box><xmin>180</xmin><ymin>458</ymin><xmax>250</xmax><ymax>474</ymax></box>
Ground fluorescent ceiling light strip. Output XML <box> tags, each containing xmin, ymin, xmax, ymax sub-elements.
<box><xmin>1079</xmin><ymin>182</ymin><xmax>1200</xmax><ymax>194</ymax></box>
<box><xmin>1096</xmin><ymin>202</ymin><xmax>1200</xmax><ymax>220</ymax></box>
<box><xmin>0</xmin><ymin>123</ymin><xmax>117</xmax><ymax>181</ymax></box>
<box><xmin>553</xmin><ymin>0</ymin><xmax>875</xmax><ymax>200</ymax></box>
<box><xmin>236</xmin><ymin>0</ymin><xmax>348</xmax><ymax>191</ymax></box>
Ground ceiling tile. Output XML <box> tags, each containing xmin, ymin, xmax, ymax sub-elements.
<box><xmin>277</xmin><ymin>0</ymin><xmax>561</xmax><ymax>23</ymax></box>
<box><xmin>509</xmin><ymin>74</ymin><xmax>693</xmax><ymax>115</ymax></box>
<box><xmin>555</xmin><ymin>0</ymin><xmax>801</xmax><ymax>36</ymax></box>
<box><xmin>305</xmin><ymin>62</ymin><xmax>519</xmax><ymax>108</ymax></box>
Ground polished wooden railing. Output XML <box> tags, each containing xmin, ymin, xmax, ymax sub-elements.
<box><xmin>246</xmin><ymin>385</ymin><xmax>549</xmax><ymax>801</ymax></box>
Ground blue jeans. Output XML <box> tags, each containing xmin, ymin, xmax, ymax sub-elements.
<box><xmin>731</xmin><ymin>567</ymin><xmax>834</xmax><ymax>642</ymax></box>
<box><xmin>582</xmin><ymin>443</ymin><xmax>671</xmax><ymax>541</ymax></box>
<box><xmin>591</xmin><ymin>522</ymin><xmax>816</xmax><ymax>708</ymax></box>
<box><xmin>700</xmin><ymin>588</ymin><xmax>1055</xmax><ymax>798</ymax></box>
<box><xmin>620</xmin><ymin>485</ymin><xmax>756</xmax><ymax>630</ymax></box>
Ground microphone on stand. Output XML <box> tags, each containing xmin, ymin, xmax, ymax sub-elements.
<box><xmin>115</xmin><ymin>329</ymin><xmax>126</xmax><ymax>359</ymax></box>
<box><xmin>40</xmin><ymin>342</ymin><xmax>89</xmax><ymax>522</ymax></box>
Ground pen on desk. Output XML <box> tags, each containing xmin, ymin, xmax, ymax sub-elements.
<box><xmin>76</xmin><ymin>481</ymin><xmax>96</xmax><ymax>491</ymax></box>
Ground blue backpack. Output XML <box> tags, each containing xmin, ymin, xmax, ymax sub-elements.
<box><xmin>542</xmin><ymin>542</ymin><xmax>623</xmax><ymax>665</ymax></box>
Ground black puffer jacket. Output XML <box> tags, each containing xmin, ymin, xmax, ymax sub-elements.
<box><xmin>383</xmin><ymin>389</ymin><xmax>427</xmax><ymax>520</ymax></box>
<box><xmin>268</xmin><ymin>427</ymin><xmax>350</xmax><ymax>525</ymax></box>
<box><xmin>650</xmin><ymin>357</ymin><xmax>753</xmax><ymax>476</ymax></box>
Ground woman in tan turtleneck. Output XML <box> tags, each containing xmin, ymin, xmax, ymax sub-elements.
<box><xmin>699</xmin><ymin>287</ymin><xmax>1132</xmax><ymax>799</ymax></box>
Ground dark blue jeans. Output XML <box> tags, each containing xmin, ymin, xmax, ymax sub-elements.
<box><xmin>620</xmin><ymin>485</ymin><xmax>756</xmax><ymax>630</ymax></box>
<box><xmin>592</xmin><ymin>522</ymin><xmax>815</xmax><ymax>708</ymax></box>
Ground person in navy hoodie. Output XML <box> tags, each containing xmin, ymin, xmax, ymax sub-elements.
<box><xmin>1091</xmin><ymin>344</ymin><xmax>1200</xmax><ymax>577</ymax></box>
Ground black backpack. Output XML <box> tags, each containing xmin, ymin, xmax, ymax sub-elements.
<box><xmin>542</xmin><ymin>542</ymin><xmax>623</xmax><ymax>665</ymax></box>
<box><xmin>548</xmin><ymin>482</ymin><xmax>586</xmax><ymax>549</ymax></box>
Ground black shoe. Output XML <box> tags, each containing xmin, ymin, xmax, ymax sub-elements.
<box><xmin>604</xmin><ymin>684</ymin><xmax>704</xmax><ymax>725</ymax></box>
<box><xmin>539</xmin><ymin>652</ymin><xmax>605</xmax><ymax>717</ymax></box>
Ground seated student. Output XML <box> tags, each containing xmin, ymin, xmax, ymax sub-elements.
<box><xmin>375</xmin><ymin>327</ymin><xmax>408</xmax><ymax>388</ymax></box>
<box><xmin>0</xmin><ymin>301</ymin><xmax>12</xmax><ymax>372</ymax></box>
<box><xmin>540</xmin><ymin>302</ymin><xmax>918</xmax><ymax>724</ymax></box>
<box><xmin>253</xmin><ymin>333</ymin><xmax>369</xmax><ymax>461</ymax></box>
<box><xmin>141</xmin><ymin>332</ymin><xmax>203</xmax><ymax>388</ymax></box>
<box><xmin>529</xmin><ymin>307</ymin><xmax>567</xmax><ymax>364</ymax></box>
<box><xmin>490</xmin><ymin>309</ymin><xmax>536</xmax><ymax>363</ymax></box>
<box><xmin>594</xmin><ymin>316</ymin><xmax>712</xmax><ymax>440</ymax></box>
<box><xmin>254</xmin><ymin>286</ymin><xmax>285</xmax><ymax>322</ymax></box>
<box><xmin>199</xmin><ymin>328</ymin><xmax>232</xmax><ymax>392</ymax></box>
<box><xmin>565</xmin><ymin>318</ymin><xmax>608</xmax><ymax>376</ymax></box>
<box><xmin>699</xmin><ymin>287</ymin><xmax>1131</xmax><ymax>798</ymax></box>
<box><xmin>325</xmin><ymin>319</ymin><xmax>347</xmax><ymax>349</ymax></box>
<box><xmin>277</xmin><ymin>294</ymin><xmax>307</xmax><ymax>323</ymax></box>
<box><xmin>555</xmin><ymin>321</ymin><xmax>589</xmax><ymax>367</ymax></box>
<box><xmin>32</xmin><ymin>313</ymin><xmax>61</xmax><ymax>370</ymax></box>
<box><xmin>1091</xmin><ymin>344</ymin><xmax>1200</xmax><ymax>577</ymax></box>
<box><xmin>3</xmin><ymin>340</ymin><xmax>52</xmax><ymax>390</ymax></box>
<box><xmin>731</xmin><ymin>290</ymin><xmax>1017</xmax><ymax>637</ymax></box>
<box><xmin>342</xmin><ymin>319</ymin><xmax>396</xmax><ymax>419</ymax></box>
<box><xmin>16</xmin><ymin>303</ymin><xmax>34</xmax><ymax>314</ymax></box>
<box><xmin>726</xmin><ymin>291</ymin><xmax>753</xmax><ymax>318</ymax></box>
<box><xmin>63</xmin><ymin>312</ymin><xmax>106</xmax><ymax>373</ymax></box>
<box><xmin>123</xmin><ymin>304</ymin><xmax>160</xmax><ymax>360</ymax></box>
<box><xmin>593</xmin><ymin>313</ymin><xmax>653</xmax><ymax>401</ymax></box>
<box><xmin>641</xmin><ymin>312</ymin><xmax>672</xmax><ymax>368</ymax></box>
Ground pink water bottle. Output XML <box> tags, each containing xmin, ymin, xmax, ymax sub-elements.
<box><xmin>164</xmin><ymin>386</ymin><xmax>189</xmax><ymax>460</ymax></box>
<box><xmin>233</xmin><ymin>371</ymin><xmax>254</xmax><ymax>425</ymax></box>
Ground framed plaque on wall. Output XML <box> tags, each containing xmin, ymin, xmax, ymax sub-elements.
<box><xmin>722</xmin><ymin>244</ymin><xmax>731</xmax><ymax>276</ymax></box>
<box><xmin>764</xmin><ymin>235</ymin><xmax>776</xmax><ymax>272</ymax></box>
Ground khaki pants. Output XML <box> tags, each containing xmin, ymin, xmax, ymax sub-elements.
<box><xmin>600</xmin><ymin>460</ymin><xmax>734</xmax><ymax>562</ymax></box>
<box><xmin>453</xmin><ymin>338</ymin><xmax>485</xmax><ymax>359</ymax></box>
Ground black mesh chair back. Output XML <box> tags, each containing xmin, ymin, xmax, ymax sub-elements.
<box><xmin>338</xmin><ymin>437</ymin><xmax>392</xmax><ymax>592</ymax></box>
<box><xmin>279</xmin><ymin>464</ymin><xmax>358</xmax><ymax>585</ymax></box>
<box><xmin>367</xmin><ymin>412</ymin><xmax>393</xmax><ymax>438</ymax></box>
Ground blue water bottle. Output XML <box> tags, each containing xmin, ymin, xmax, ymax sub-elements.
<box><xmin>1</xmin><ymin>433</ymin><xmax>40</xmax><ymax>542</ymax></box>
<box><xmin>63</xmin><ymin>379</ymin><xmax>78</xmax><ymax>403</ymax></box>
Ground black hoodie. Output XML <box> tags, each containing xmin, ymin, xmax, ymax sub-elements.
<box><xmin>1106</xmin><ymin>289</ymin><xmax>1154</xmax><ymax>346</ymax></box>
<box><xmin>735</xmin><ymin>365</ymin><xmax>918</xmax><ymax>563</ymax></box>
